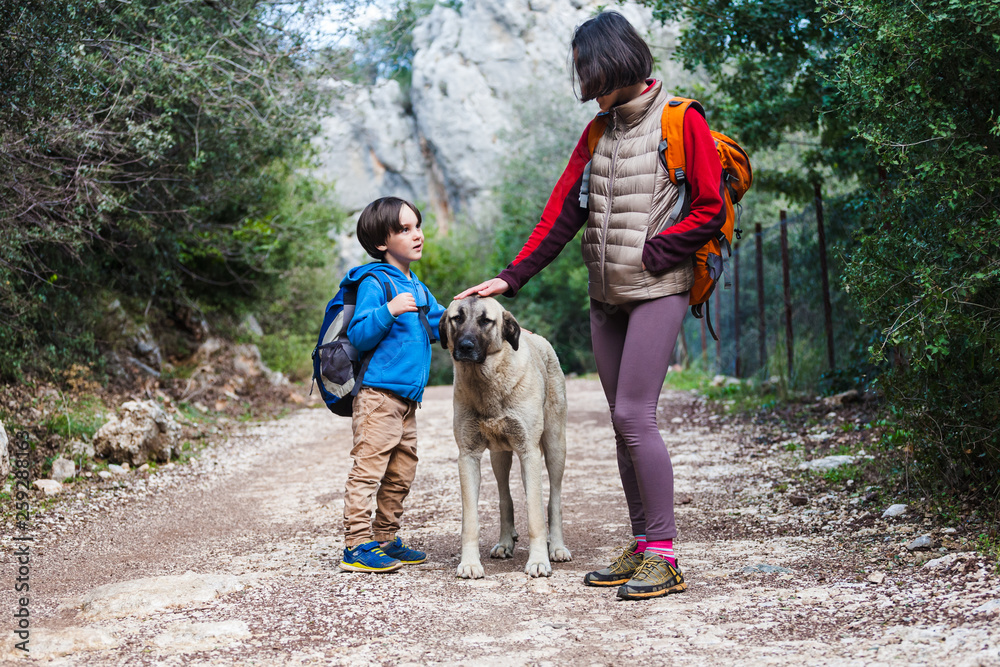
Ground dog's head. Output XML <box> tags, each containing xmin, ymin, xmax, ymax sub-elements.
<box><xmin>440</xmin><ymin>296</ymin><xmax>520</xmax><ymax>363</ymax></box>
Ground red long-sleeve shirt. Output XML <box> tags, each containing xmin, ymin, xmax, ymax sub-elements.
<box><xmin>497</xmin><ymin>96</ymin><xmax>725</xmax><ymax>299</ymax></box>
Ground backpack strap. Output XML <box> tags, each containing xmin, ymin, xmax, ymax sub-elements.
<box><xmin>659</xmin><ymin>97</ymin><xmax>706</xmax><ymax>226</ymax></box>
<box><xmin>587</xmin><ymin>113</ymin><xmax>608</xmax><ymax>156</ymax></box>
<box><xmin>350</xmin><ymin>273</ymin><xmax>396</xmax><ymax>398</ymax></box>
<box><xmin>580</xmin><ymin>113</ymin><xmax>610</xmax><ymax>208</ymax></box>
<box><xmin>417</xmin><ymin>284</ymin><xmax>436</xmax><ymax>343</ymax></box>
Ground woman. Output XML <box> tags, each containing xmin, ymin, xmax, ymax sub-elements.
<box><xmin>456</xmin><ymin>10</ymin><xmax>725</xmax><ymax>600</ymax></box>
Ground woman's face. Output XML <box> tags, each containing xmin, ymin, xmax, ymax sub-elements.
<box><xmin>596</xmin><ymin>89</ymin><xmax>623</xmax><ymax>113</ymax></box>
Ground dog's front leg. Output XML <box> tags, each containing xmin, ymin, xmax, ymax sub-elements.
<box><xmin>489</xmin><ymin>449</ymin><xmax>517</xmax><ymax>559</ymax></box>
<box><xmin>456</xmin><ymin>450</ymin><xmax>485</xmax><ymax>579</ymax></box>
<box><xmin>519</xmin><ymin>449</ymin><xmax>552</xmax><ymax>577</ymax></box>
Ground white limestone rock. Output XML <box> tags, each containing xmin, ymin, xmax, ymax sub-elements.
<box><xmin>882</xmin><ymin>504</ymin><xmax>908</xmax><ymax>518</ymax></box>
<box><xmin>33</xmin><ymin>479</ymin><xmax>64</xmax><ymax>496</ymax></box>
<box><xmin>0</xmin><ymin>420</ymin><xmax>8</xmax><ymax>481</ymax></box>
<box><xmin>150</xmin><ymin>620</ymin><xmax>251</xmax><ymax>653</ymax></box>
<box><xmin>22</xmin><ymin>626</ymin><xmax>118</xmax><ymax>659</ymax></box>
<box><xmin>93</xmin><ymin>401</ymin><xmax>181</xmax><ymax>466</ymax></box>
<box><xmin>315</xmin><ymin>0</ymin><xmax>700</xmax><ymax>227</ymax></box>
<box><xmin>797</xmin><ymin>455</ymin><xmax>856</xmax><ymax>472</ymax></box>
<box><xmin>233</xmin><ymin>343</ymin><xmax>287</xmax><ymax>386</ymax></box>
<box><xmin>68</xmin><ymin>438</ymin><xmax>95</xmax><ymax>458</ymax></box>
<box><xmin>74</xmin><ymin>572</ymin><xmax>245</xmax><ymax>620</ymax></box>
<box><xmin>50</xmin><ymin>456</ymin><xmax>76</xmax><ymax>481</ymax></box>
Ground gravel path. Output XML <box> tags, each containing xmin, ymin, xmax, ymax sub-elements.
<box><xmin>2</xmin><ymin>379</ymin><xmax>998</xmax><ymax>665</ymax></box>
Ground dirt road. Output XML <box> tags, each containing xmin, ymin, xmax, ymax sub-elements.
<box><xmin>3</xmin><ymin>380</ymin><xmax>998</xmax><ymax>665</ymax></box>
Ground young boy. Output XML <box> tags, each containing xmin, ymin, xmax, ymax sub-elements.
<box><xmin>339</xmin><ymin>196</ymin><xmax>445</xmax><ymax>573</ymax></box>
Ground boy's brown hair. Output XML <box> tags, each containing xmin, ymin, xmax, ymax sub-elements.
<box><xmin>356</xmin><ymin>196</ymin><xmax>422</xmax><ymax>260</ymax></box>
<box><xmin>571</xmin><ymin>11</ymin><xmax>653</xmax><ymax>102</ymax></box>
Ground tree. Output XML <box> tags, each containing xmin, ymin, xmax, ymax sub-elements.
<box><xmin>834</xmin><ymin>0</ymin><xmax>1000</xmax><ymax>494</ymax></box>
<box><xmin>637</xmin><ymin>0</ymin><xmax>873</xmax><ymax>198</ymax></box>
<box><xmin>0</xmin><ymin>0</ymin><xmax>334</xmax><ymax>379</ymax></box>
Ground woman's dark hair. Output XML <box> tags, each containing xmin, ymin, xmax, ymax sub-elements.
<box><xmin>571</xmin><ymin>11</ymin><xmax>653</xmax><ymax>102</ymax></box>
<box><xmin>356</xmin><ymin>196</ymin><xmax>421</xmax><ymax>260</ymax></box>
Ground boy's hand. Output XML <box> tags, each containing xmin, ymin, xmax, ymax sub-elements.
<box><xmin>454</xmin><ymin>278</ymin><xmax>509</xmax><ymax>300</ymax></box>
<box><xmin>387</xmin><ymin>292</ymin><xmax>418</xmax><ymax>317</ymax></box>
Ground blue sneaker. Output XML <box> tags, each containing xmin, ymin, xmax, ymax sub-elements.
<box><xmin>379</xmin><ymin>537</ymin><xmax>426</xmax><ymax>564</ymax></box>
<box><xmin>339</xmin><ymin>541</ymin><xmax>403</xmax><ymax>573</ymax></box>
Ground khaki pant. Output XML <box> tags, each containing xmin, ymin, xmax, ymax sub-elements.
<box><xmin>343</xmin><ymin>387</ymin><xmax>418</xmax><ymax>548</ymax></box>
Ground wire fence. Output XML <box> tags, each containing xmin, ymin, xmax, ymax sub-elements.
<box><xmin>679</xmin><ymin>186</ymin><xmax>857</xmax><ymax>386</ymax></box>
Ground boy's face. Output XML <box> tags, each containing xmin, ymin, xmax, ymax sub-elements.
<box><xmin>377</xmin><ymin>204</ymin><xmax>423</xmax><ymax>270</ymax></box>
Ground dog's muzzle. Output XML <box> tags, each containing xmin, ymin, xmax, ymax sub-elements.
<box><xmin>452</xmin><ymin>337</ymin><xmax>485</xmax><ymax>363</ymax></box>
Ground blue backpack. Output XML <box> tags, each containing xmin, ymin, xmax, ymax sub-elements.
<box><xmin>311</xmin><ymin>271</ymin><xmax>435</xmax><ymax>416</ymax></box>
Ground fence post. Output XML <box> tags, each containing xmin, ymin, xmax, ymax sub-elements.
<box><xmin>733</xmin><ymin>247</ymin><xmax>741</xmax><ymax>377</ymax></box>
<box><xmin>780</xmin><ymin>210</ymin><xmax>794</xmax><ymax>379</ymax></box>
<box><xmin>755</xmin><ymin>222</ymin><xmax>766</xmax><ymax>376</ymax></box>
<box><xmin>814</xmin><ymin>181</ymin><xmax>836</xmax><ymax>370</ymax></box>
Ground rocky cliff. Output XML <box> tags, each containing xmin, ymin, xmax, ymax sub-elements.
<box><xmin>313</xmin><ymin>0</ymin><xmax>697</xmax><ymax>234</ymax></box>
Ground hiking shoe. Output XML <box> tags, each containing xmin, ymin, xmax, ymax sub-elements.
<box><xmin>616</xmin><ymin>552</ymin><xmax>687</xmax><ymax>600</ymax></box>
<box><xmin>583</xmin><ymin>540</ymin><xmax>644</xmax><ymax>587</ymax></box>
<box><xmin>339</xmin><ymin>541</ymin><xmax>403</xmax><ymax>573</ymax></box>
<box><xmin>379</xmin><ymin>537</ymin><xmax>426</xmax><ymax>564</ymax></box>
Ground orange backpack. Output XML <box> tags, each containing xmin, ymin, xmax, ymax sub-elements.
<box><xmin>584</xmin><ymin>97</ymin><xmax>753</xmax><ymax>339</ymax></box>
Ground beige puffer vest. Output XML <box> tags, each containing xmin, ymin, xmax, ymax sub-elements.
<box><xmin>581</xmin><ymin>81</ymin><xmax>694</xmax><ymax>305</ymax></box>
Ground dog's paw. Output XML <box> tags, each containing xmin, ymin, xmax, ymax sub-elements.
<box><xmin>549</xmin><ymin>545</ymin><xmax>572</xmax><ymax>562</ymax></box>
<box><xmin>490</xmin><ymin>542</ymin><xmax>514</xmax><ymax>559</ymax></box>
<box><xmin>456</xmin><ymin>562</ymin><xmax>485</xmax><ymax>579</ymax></box>
<box><xmin>525</xmin><ymin>559</ymin><xmax>552</xmax><ymax>578</ymax></box>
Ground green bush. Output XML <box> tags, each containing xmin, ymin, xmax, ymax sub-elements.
<box><xmin>0</xmin><ymin>0</ymin><xmax>334</xmax><ymax>381</ymax></box>
<box><xmin>835</xmin><ymin>0</ymin><xmax>1000</xmax><ymax>496</ymax></box>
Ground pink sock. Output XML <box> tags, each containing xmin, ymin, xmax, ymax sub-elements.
<box><xmin>633</xmin><ymin>535</ymin><xmax>647</xmax><ymax>553</ymax></box>
<box><xmin>645</xmin><ymin>540</ymin><xmax>676</xmax><ymax>566</ymax></box>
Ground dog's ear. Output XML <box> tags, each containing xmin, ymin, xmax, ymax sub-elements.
<box><xmin>438</xmin><ymin>314</ymin><xmax>449</xmax><ymax>349</ymax></box>
<box><xmin>502</xmin><ymin>310</ymin><xmax>520</xmax><ymax>351</ymax></box>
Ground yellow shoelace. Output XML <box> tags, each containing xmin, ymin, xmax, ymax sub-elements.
<box><xmin>633</xmin><ymin>554</ymin><xmax>672</xmax><ymax>581</ymax></box>
<box><xmin>611</xmin><ymin>543</ymin><xmax>639</xmax><ymax>570</ymax></box>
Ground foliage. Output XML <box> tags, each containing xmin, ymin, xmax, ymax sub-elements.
<box><xmin>0</xmin><ymin>0</ymin><xmax>335</xmax><ymax>380</ymax></box>
<box><xmin>489</xmin><ymin>94</ymin><xmax>594</xmax><ymax>375</ymax></box>
<box><xmin>637</xmin><ymin>0</ymin><xmax>1000</xmax><ymax>501</ymax></box>
<box><xmin>352</xmin><ymin>0</ymin><xmax>448</xmax><ymax>91</ymax></box>
<box><xmin>637</xmin><ymin>0</ymin><xmax>874</xmax><ymax>199</ymax></box>
<box><xmin>418</xmin><ymin>89</ymin><xmax>594</xmax><ymax>379</ymax></box>
<box><xmin>834</xmin><ymin>0</ymin><xmax>1000</xmax><ymax>497</ymax></box>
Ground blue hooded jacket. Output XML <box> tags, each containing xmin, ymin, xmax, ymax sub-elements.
<box><xmin>344</xmin><ymin>262</ymin><xmax>445</xmax><ymax>403</ymax></box>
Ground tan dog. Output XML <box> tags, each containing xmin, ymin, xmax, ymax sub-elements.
<box><xmin>440</xmin><ymin>296</ymin><xmax>571</xmax><ymax>578</ymax></box>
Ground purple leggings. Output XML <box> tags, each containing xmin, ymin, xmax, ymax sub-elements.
<box><xmin>590</xmin><ymin>293</ymin><xmax>689</xmax><ymax>541</ymax></box>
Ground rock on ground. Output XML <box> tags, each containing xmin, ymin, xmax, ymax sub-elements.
<box><xmin>882</xmin><ymin>503</ymin><xmax>908</xmax><ymax>518</ymax></box>
<box><xmin>0</xmin><ymin>419</ymin><xmax>7</xmax><ymax>481</ymax></box>
<box><xmin>51</xmin><ymin>456</ymin><xmax>76</xmax><ymax>481</ymax></box>
<box><xmin>92</xmin><ymin>400</ymin><xmax>180</xmax><ymax>466</ymax></box>
<box><xmin>5</xmin><ymin>626</ymin><xmax>118</xmax><ymax>660</ymax></box>
<box><xmin>32</xmin><ymin>479</ymin><xmax>63</xmax><ymax>496</ymax></box>
<box><xmin>796</xmin><ymin>454</ymin><xmax>856</xmax><ymax>471</ymax></box>
<box><xmin>150</xmin><ymin>621</ymin><xmax>251</xmax><ymax>653</ymax></box>
<box><xmin>75</xmin><ymin>573</ymin><xmax>245</xmax><ymax>620</ymax></box>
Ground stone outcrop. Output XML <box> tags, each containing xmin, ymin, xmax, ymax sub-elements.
<box><xmin>75</xmin><ymin>572</ymin><xmax>245</xmax><ymax>620</ymax></box>
<box><xmin>93</xmin><ymin>401</ymin><xmax>181</xmax><ymax>466</ymax></box>
<box><xmin>314</xmin><ymin>0</ymin><xmax>698</xmax><ymax>235</ymax></box>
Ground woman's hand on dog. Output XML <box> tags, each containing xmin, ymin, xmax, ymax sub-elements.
<box><xmin>387</xmin><ymin>292</ymin><xmax>418</xmax><ymax>316</ymax></box>
<box><xmin>455</xmin><ymin>278</ymin><xmax>509</xmax><ymax>300</ymax></box>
